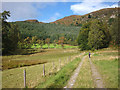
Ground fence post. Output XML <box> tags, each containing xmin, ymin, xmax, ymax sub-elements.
<box><xmin>24</xmin><ymin>69</ymin><xmax>26</xmax><ymax>88</ymax></box>
<box><xmin>43</xmin><ymin>64</ymin><xmax>45</xmax><ymax>76</ymax></box>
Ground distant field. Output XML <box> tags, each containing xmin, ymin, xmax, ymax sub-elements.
<box><xmin>31</xmin><ymin>44</ymin><xmax>78</xmax><ymax>49</ymax></box>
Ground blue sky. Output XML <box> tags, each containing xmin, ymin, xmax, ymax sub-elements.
<box><xmin>2</xmin><ymin>1</ymin><xmax>118</xmax><ymax>23</ymax></box>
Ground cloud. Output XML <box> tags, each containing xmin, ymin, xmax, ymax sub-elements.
<box><xmin>42</xmin><ymin>12</ymin><xmax>61</xmax><ymax>23</ymax></box>
<box><xmin>2</xmin><ymin>2</ymin><xmax>40</xmax><ymax>21</ymax></box>
<box><xmin>70</xmin><ymin>0</ymin><xmax>118</xmax><ymax>15</ymax></box>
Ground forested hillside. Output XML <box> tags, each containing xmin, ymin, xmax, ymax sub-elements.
<box><xmin>13</xmin><ymin>21</ymin><xmax>81</xmax><ymax>45</ymax></box>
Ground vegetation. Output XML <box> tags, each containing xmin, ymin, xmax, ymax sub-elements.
<box><xmin>2</xmin><ymin>11</ymin><xmax>20</xmax><ymax>54</ymax></box>
<box><xmin>36</xmin><ymin>57</ymin><xmax>81</xmax><ymax>88</ymax></box>
<box><xmin>2</xmin><ymin>49</ymin><xmax>81</xmax><ymax>88</ymax></box>
<box><xmin>88</xmin><ymin>20</ymin><xmax>110</xmax><ymax>50</ymax></box>
<box><xmin>2</xmin><ymin>48</ymin><xmax>79</xmax><ymax>70</ymax></box>
<box><xmin>92</xmin><ymin>49</ymin><xmax>118</xmax><ymax>88</ymax></box>
<box><xmin>1</xmin><ymin>7</ymin><xmax>119</xmax><ymax>88</ymax></box>
<box><xmin>73</xmin><ymin>56</ymin><xmax>94</xmax><ymax>88</ymax></box>
<box><xmin>14</xmin><ymin>21</ymin><xmax>80</xmax><ymax>45</ymax></box>
<box><xmin>77</xmin><ymin>18</ymin><xmax>117</xmax><ymax>50</ymax></box>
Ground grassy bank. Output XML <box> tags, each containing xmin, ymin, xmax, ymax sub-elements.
<box><xmin>36</xmin><ymin>57</ymin><xmax>81</xmax><ymax>88</ymax></box>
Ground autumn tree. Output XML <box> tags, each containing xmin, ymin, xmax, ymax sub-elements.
<box><xmin>59</xmin><ymin>37</ymin><xmax>64</xmax><ymax>48</ymax></box>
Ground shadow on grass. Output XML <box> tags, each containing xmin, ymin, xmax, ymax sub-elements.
<box><xmin>2</xmin><ymin>49</ymin><xmax>46</xmax><ymax>56</ymax></box>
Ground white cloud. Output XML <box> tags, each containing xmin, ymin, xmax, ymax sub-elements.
<box><xmin>70</xmin><ymin>0</ymin><xmax>118</xmax><ymax>15</ymax></box>
<box><xmin>2</xmin><ymin>2</ymin><xmax>40</xmax><ymax>21</ymax></box>
<box><xmin>42</xmin><ymin>12</ymin><xmax>61</xmax><ymax>23</ymax></box>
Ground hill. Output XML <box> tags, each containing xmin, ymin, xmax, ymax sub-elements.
<box><xmin>51</xmin><ymin>8</ymin><xmax>118</xmax><ymax>26</ymax></box>
<box><xmin>13</xmin><ymin>8</ymin><xmax>119</xmax><ymax>46</ymax></box>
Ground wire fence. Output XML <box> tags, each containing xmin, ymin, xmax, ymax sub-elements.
<box><xmin>2</xmin><ymin>53</ymin><xmax>84</xmax><ymax>88</ymax></box>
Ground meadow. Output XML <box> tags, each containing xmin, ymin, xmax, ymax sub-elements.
<box><xmin>2</xmin><ymin>44</ymin><xmax>78</xmax><ymax>70</ymax></box>
<box><xmin>2</xmin><ymin>47</ymin><xmax>118</xmax><ymax>88</ymax></box>
<box><xmin>2</xmin><ymin>45</ymin><xmax>82</xmax><ymax>88</ymax></box>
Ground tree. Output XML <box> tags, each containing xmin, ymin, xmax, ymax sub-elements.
<box><xmin>88</xmin><ymin>14</ymin><xmax>91</xmax><ymax>18</ymax></box>
<box><xmin>45</xmin><ymin>38</ymin><xmax>50</xmax><ymax>49</ymax></box>
<box><xmin>1</xmin><ymin>11</ymin><xmax>20</xmax><ymax>54</ymax></box>
<box><xmin>1</xmin><ymin>11</ymin><xmax>10</xmax><ymax>21</ymax></box>
<box><xmin>53</xmin><ymin>40</ymin><xmax>57</xmax><ymax>49</ymax></box>
<box><xmin>59</xmin><ymin>37</ymin><xmax>64</xmax><ymax>48</ymax></box>
<box><xmin>88</xmin><ymin>20</ymin><xmax>109</xmax><ymax>50</ymax></box>
<box><xmin>77</xmin><ymin>22</ymin><xmax>91</xmax><ymax>50</ymax></box>
<box><xmin>36</xmin><ymin>39</ymin><xmax>44</xmax><ymax>49</ymax></box>
<box><xmin>109</xmin><ymin>18</ymin><xmax>119</xmax><ymax>45</ymax></box>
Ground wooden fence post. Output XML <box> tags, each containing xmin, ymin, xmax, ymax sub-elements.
<box><xmin>24</xmin><ymin>69</ymin><xmax>26</xmax><ymax>88</ymax></box>
<box><xmin>43</xmin><ymin>64</ymin><xmax>45</xmax><ymax>76</ymax></box>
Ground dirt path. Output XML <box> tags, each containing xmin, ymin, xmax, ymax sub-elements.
<box><xmin>89</xmin><ymin>57</ymin><xmax>105</xmax><ymax>88</ymax></box>
<box><xmin>64</xmin><ymin>55</ymin><xmax>86</xmax><ymax>88</ymax></box>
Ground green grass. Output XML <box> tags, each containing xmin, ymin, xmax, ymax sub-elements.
<box><xmin>73</xmin><ymin>57</ymin><xmax>94</xmax><ymax>88</ymax></box>
<box><xmin>31</xmin><ymin>44</ymin><xmax>78</xmax><ymax>49</ymax></box>
<box><xmin>36</xmin><ymin>57</ymin><xmax>81</xmax><ymax>88</ymax></box>
<box><xmin>93</xmin><ymin>59</ymin><xmax>118</xmax><ymax>88</ymax></box>
<box><xmin>92</xmin><ymin>51</ymin><xmax>118</xmax><ymax>88</ymax></box>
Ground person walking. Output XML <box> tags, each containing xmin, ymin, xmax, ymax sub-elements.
<box><xmin>89</xmin><ymin>52</ymin><xmax>91</xmax><ymax>58</ymax></box>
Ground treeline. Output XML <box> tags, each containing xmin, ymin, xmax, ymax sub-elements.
<box><xmin>77</xmin><ymin>17</ymin><xmax>119</xmax><ymax>51</ymax></box>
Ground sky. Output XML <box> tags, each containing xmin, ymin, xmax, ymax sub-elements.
<box><xmin>2</xmin><ymin>0</ymin><xmax>119</xmax><ymax>23</ymax></box>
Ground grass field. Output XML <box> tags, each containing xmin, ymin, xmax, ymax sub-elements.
<box><xmin>2</xmin><ymin>47</ymin><xmax>118</xmax><ymax>88</ymax></box>
<box><xmin>2</xmin><ymin>48</ymin><xmax>81</xmax><ymax>88</ymax></box>
<box><xmin>2</xmin><ymin>48</ymin><xmax>79</xmax><ymax>70</ymax></box>
<box><xmin>92</xmin><ymin>48</ymin><xmax>118</xmax><ymax>88</ymax></box>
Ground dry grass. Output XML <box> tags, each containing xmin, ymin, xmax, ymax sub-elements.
<box><xmin>73</xmin><ymin>56</ymin><xmax>94</xmax><ymax>88</ymax></box>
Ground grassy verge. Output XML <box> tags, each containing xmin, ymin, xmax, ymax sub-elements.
<box><xmin>73</xmin><ymin>57</ymin><xmax>94</xmax><ymax>88</ymax></box>
<box><xmin>92</xmin><ymin>51</ymin><xmax>118</xmax><ymax>88</ymax></box>
<box><xmin>36</xmin><ymin>57</ymin><xmax>81</xmax><ymax>88</ymax></box>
